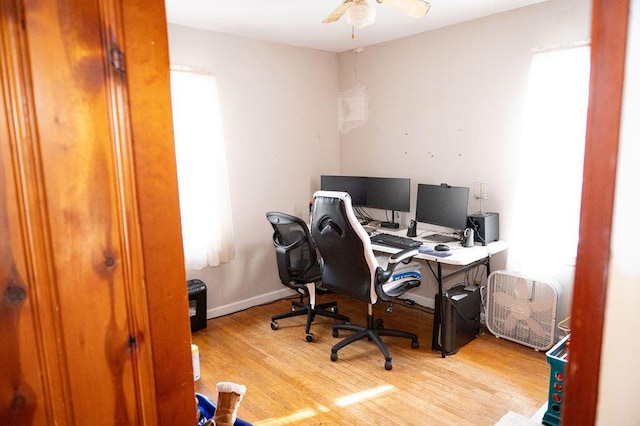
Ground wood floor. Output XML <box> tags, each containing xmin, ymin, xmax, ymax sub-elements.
<box><xmin>192</xmin><ymin>293</ymin><xmax>550</xmax><ymax>425</ymax></box>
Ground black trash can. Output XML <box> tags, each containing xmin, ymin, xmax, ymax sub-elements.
<box><xmin>187</xmin><ymin>279</ymin><xmax>207</xmax><ymax>332</ymax></box>
<box><xmin>432</xmin><ymin>285</ymin><xmax>481</xmax><ymax>355</ymax></box>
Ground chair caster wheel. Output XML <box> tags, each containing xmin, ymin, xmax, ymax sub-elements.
<box><xmin>270</xmin><ymin>321</ymin><xmax>279</xmax><ymax>330</ymax></box>
<box><xmin>385</xmin><ymin>360</ymin><xmax>393</xmax><ymax>371</ymax></box>
<box><xmin>306</xmin><ymin>333</ymin><xmax>314</xmax><ymax>343</ymax></box>
<box><xmin>411</xmin><ymin>340</ymin><xmax>419</xmax><ymax>349</ymax></box>
<box><xmin>330</xmin><ymin>352</ymin><xmax>338</xmax><ymax>362</ymax></box>
<box><xmin>332</xmin><ymin>329</ymin><xmax>339</xmax><ymax>338</ymax></box>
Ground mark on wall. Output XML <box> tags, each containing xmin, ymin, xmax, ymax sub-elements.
<box><xmin>338</xmin><ymin>85</ymin><xmax>369</xmax><ymax>134</ymax></box>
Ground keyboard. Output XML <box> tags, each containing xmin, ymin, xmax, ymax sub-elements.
<box><xmin>370</xmin><ymin>233</ymin><xmax>422</xmax><ymax>249</ymax></box>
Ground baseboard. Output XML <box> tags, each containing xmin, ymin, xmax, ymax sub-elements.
<box><xmin>207</xmin><ymin>288</ymin><xmax>435</xmax><ymax>319</ymax></box>
<box><xmin>405</xmin><ymin>292</ymin><xmax>435</xmax><ymax>310</ymax></box>
<box><xmin>206</xmin><ymin>288</ymin><xmax>295</xmax><ymax>319</ymax></box>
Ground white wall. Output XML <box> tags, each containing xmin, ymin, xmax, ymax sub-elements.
<box><xmin>167</xmin><ymin>2</ymin><xmax>639</xmax><ymax>419</ymax></box>
<box><xmin>167</xmin><ymin>0</ymin><xmax>591</xmax><ymax>321</ymax></box>
<box><xmin>337</xmin><ymin>0</ymin><xmax>591</xmax><ymax>317</ymax></box>
<box><xmin>168</xmin><ymin>25</ymin><xmax>340</xmax><ymax>316</ymax></box>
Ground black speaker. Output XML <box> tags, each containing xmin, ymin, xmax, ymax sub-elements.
<box><xmin>187</xmin><ymin>279</ymin><xmax>207</xmax><ymax>332</ymax></box>
<box><xmin>432</xmin><ymin>285</ymin><xmax>481</xmax><ymax>355</ymax></box>
<box><xmin>467</xmin><ymin>212</ymin><xmax>499</xmax><ymax>246</ymax></box>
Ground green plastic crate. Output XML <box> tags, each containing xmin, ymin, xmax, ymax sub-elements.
<box><xmin>542</xmin><ymin>334</ymin><xmax>570</xmax><ymax>426</ymax></box>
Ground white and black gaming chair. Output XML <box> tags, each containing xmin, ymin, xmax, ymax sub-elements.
<box><xmin>310</xmin><ymin>191</ymin><xmax>421</xmax><ymax>370</ymax></box>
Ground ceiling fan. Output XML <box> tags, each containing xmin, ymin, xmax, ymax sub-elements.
<box><xmin>322</xmin><ymin>0</ymin><xmax>431</xmax><ymax>29</ymax></box>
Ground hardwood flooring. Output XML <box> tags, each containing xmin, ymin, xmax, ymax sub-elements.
<box><xmin>192</xmin><ymin>293</ymin><xmax>550</xmax><ymax>425</ymax></box>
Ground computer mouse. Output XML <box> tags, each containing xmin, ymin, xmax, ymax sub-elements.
<box><xmin>434</xmin><ymin>244</ymin><xmax>450</xmax><ymax>252</ymax></box>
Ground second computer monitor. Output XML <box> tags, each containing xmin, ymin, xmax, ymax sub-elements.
<box><xmin>319</xmin><ymin>175</ymin><xmax>410</xmax><ymax>212</ymax></box>
<box><xmin>415</xmin><ymin>184</ymin><xmax>470</xmax><ymax>231</ymax></box>
<box><xmin>320</xmin><ymin>175</ymin><xmax>367</xmax><ymax>206</ymax></box>
<box><xmin>366</xmin><ymin>177</ymin><xmax>410</xmax><ymax>212</ymax></box>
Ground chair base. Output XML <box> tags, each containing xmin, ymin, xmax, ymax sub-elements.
<box><xmin>271</xmin><ymin>297</ymin><xmax>350</xmax><ymax>342</ymax></box>
<box><xmin>330</xmin><ymin>314</ymin><xmax>419</xmax><ymax>370</ymax></box>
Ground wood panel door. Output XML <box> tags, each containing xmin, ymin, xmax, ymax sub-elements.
<box><xmin>0</xmin><ymin>1</ymin><xmax>195</xmax><ymax>424</ymax></box>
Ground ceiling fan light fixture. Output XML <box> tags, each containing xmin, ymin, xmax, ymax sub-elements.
<box><xmin>345</xmin><ymin>3</ymin><xmax>376</xmax><ymax>29</ymax></box>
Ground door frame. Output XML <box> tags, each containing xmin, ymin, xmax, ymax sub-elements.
<box><xmin>563</xmin><ymin>0</ymin><xmax>629</xmax><ymax>424</ymax></box>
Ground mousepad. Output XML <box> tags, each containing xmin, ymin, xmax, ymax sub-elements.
<box><xmin>418</xmin><ymin>246</ymin><xmax>453</xmax><ymax>257</ymax></box>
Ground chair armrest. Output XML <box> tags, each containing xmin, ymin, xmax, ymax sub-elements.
<box><xmin>388</xmin><ymin>248</ymin><xmax>419</xmax><ymax>265</ymax></box>
<box><xmin>377</xmin><ymin>248</ymin><xmax>418</xmax><ymax>283</ymax></box>
<box><xmin>273</xmin><ymin>233</ymin><xmax>316</xmax><ymax>277</ymax></box>
<box><xmin>377</xmin><ymin>277</ymin><xmax>421</xmax><ymax>300</ymax></box>
<box><xmin>375</xmin><ymin>248</ymin><xmax>420</xmax><ymax>301</ymax></box>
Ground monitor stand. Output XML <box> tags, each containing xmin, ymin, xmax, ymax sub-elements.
<box><xmin>380</xmin><ymin>210</ymin><xmax>400</xmax><ymax>229</ymax></box>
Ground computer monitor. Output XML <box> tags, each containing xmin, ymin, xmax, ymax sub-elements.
<box><xmin>415</xmin><ymin>184</ymin><xmax>470</xmax><ymax>231</ymax></box>
<box><xmin>366</xmin><ymin>177</ymin><xmax>410</xmax><ymax>213</ymax></box>
<box><xmin>320</xmin><ymin>175</ymin><xmax>410</xmax><ymax>228</ymax></box>
<box><xmin>320</xmin><ymin>175</ymin><xmax>367</xmax><ymax>206</ymax></box>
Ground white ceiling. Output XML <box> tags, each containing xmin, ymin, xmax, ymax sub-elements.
<box><xmin>164</xmin><ymin>0</ymin><xmax>547</xmax><ymax>53</ymax></box>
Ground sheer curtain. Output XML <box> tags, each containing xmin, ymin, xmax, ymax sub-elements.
<box><xmin>507</xmin><ymin>45</ymin><xmax>590</xmax><ymax>277</ymax></box>
<box><xmin>170</xmin><ymin>66</ymin><xmax>235</xmax><ymax>269</ymax></box>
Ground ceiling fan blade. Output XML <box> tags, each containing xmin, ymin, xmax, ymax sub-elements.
<box><xmin>377</xmin><ymin>0</ymin><xmax>431</xmax><ymax>18</ymax></box>
<box><xmin>323</xmin><ymin>0</ymin><xmax>356</xmax><ymax>24</ymax></box>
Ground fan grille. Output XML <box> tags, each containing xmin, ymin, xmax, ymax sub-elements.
<box><xmin>486</xmin><ymin>270</ymin><xmax>560</xmax><ymax>351</ymax></box>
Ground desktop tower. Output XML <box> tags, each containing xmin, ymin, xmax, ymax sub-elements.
<box><xmin>432</xmin><ymin>285</ymin><xmax>481</xmax><ymax>355</ymax></box>
<box><xmin>467</xmin><ymin>212</ymin><xmax>499</xmax><ymax>245</ymax></box>
<box><xmin>187</xmin><ymin>279</ymin><xmax>207</xmax><ymax>332</ymax></box>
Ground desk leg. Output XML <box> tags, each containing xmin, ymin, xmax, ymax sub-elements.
<box><xmin>428</xmin><ymin>262</ymin><xmax>447</xmax><ymax>358</ymax></box>
<box><xmin>437</xmin><ymin>262</ymin><xmax>446</xmax><ymax>358</ymax></box>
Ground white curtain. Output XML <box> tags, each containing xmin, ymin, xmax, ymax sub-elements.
<box><xmin>507</xmin><ymin>45</ymin><xmax>590</xmax><ymax>278</ymax></box>
<box><xmin>170</xmin><ymin>67</ymin><xmax>235</xmax><ymax>269</ymax></box>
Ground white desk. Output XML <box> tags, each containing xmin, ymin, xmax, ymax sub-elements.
<box><xmin>370</xmin><ymin>230</ymin><xmax>507</xmax><ymax>265</ymax></box>
<box><xmin>370</xmin><ymin>228</ymin><xmax>507</xmax><ymax>357</ymax></box>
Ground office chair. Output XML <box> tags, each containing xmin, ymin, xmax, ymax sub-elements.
<box><xmin>266</xmin><ymin>211</ymin><xmax>350</xmax><ymax>342</ymax></box>
<box><xmin>310</xmin><ymin>191</ymin><xmax>421</xmax><ymax>370</ymax></box>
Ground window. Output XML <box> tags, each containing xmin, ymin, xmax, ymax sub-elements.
<box><xmin>170</xmin><ymin>66</ymin><xmax>234</xmax><ymax>269</ymax></box>
<box><xmin>507</xmin><ymin>45</ymin><xmax>590</xmax><ymax>277</ymax></box>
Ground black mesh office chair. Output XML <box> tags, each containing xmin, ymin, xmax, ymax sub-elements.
<box><xmin>266</xmin><ymin>211</ymin><xmax>350</xmax><ymax>342</ymax></box>
<box><xmin>311</xmin><ymin>191</ymin><xmax>421</xmax><ymax>370</ymax></box>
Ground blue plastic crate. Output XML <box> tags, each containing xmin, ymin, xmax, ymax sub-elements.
<box><xmin>542</xmin><ymin>334</ymin><xmax>570</xmax><ymax>426</ymax></box>
<box><xmin>196</xmin><ymin>393</ymin><xmax>253</xmax><ymax>426</ymax></box>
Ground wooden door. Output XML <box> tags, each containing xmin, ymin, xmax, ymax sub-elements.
<box><xmin>0</xmin><ymin>0</ymin><xmax>195</xmax><ymax>424</ymax></box>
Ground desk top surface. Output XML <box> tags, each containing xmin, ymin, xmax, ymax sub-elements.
<box><xmin>369</xmin><ymin>228</ymin><xmax>507</xmax><ymax>266</ymax></box>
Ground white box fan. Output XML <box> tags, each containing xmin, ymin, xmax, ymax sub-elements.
<box><xmin>485</xmin><ymin>270</ymin><xmax>561</xmax><ymax>351</ymax></box>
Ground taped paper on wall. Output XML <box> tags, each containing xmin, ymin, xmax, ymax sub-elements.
<box><xmin>338</xmin><ymin>85</ymin><xmax>369</xmax><ymax>133</ymax></box>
